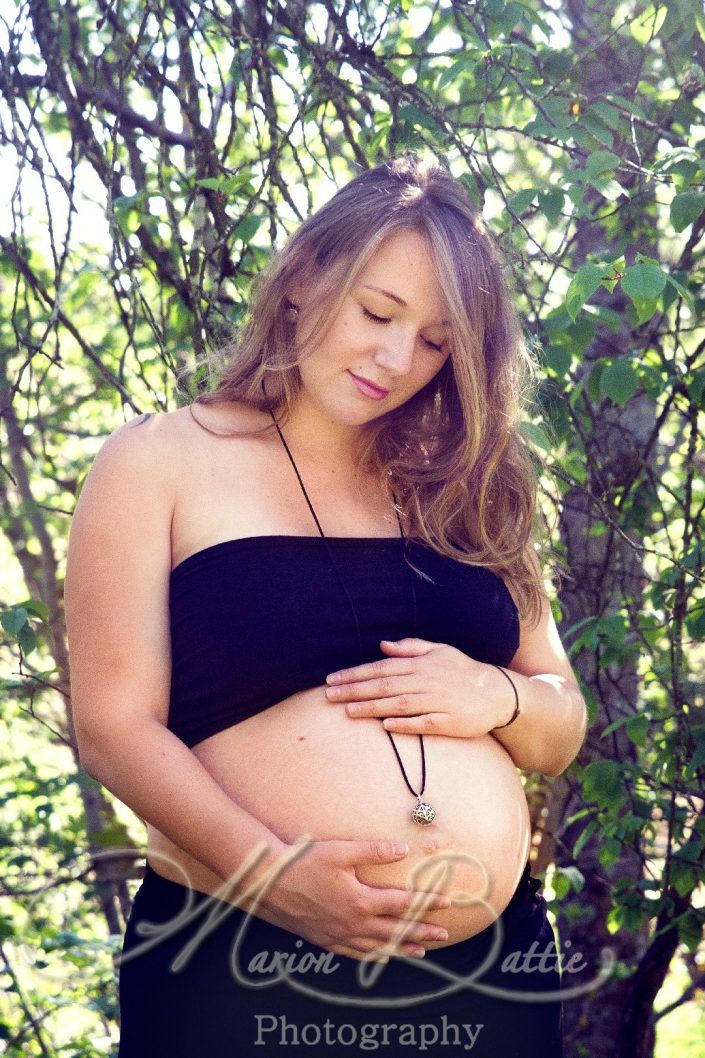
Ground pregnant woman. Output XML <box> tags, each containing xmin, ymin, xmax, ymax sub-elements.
<box><xmin>65</xmin><ymin>155</ymin><xmax>587</xmax><ymax>1057</ymax></box>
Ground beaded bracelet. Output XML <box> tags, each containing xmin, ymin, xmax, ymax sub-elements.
<box><xmin>490</xmin><ymin>664</ymin><xmax>521</xmax><ymax>729</ymax></box>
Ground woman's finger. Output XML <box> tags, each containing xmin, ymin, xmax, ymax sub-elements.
<box><xmin>346</xmin><ymin>696</ymin><xmax>432</xmax><ymax>719</ymax></box>
<box><xmin>382</xmin><ymin>712</ymin><xmax>450</xmax><ymax>734</ymax></box>
<box><xmin>325</xmin><ymin>675</ymin><xmax>421</xmax><ymax>703</ymax></box>
<box><xmin>325</xmin><ymin>656</ymin><xmax>416</xmax><ymax>685</ymax></box>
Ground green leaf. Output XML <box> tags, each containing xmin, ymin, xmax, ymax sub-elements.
<box><xmin>552</xmin><ymin>871</ymin><xmax>569</xmax><ymax>899</ymax></box>
<box><xmin>88</xmin><ymin>821</ymin><xmax>134</xmax><ymax>849</ymax></box>
<box><xmin>270</xmin><ymin>45</ymin><xmax>289</xmax><ymax>67</ymax></box>
<box><xmin>599</xmin><ymin>836</ymin><xmax>623</xmax><ymax>869</ymax></box>
<box><xmin>600</xmin><ymin>359</ymin><xmax>639</xmax><ymax>406</ymax></box>
<box><xmin>599</xmin><ymin>613</ymin><xmax>629</xmax><ymax>644</ymax></box>
<box><xmin>621</xmin><ymin>263</ymin><xmax>668</xmax><ymax>301</ymax></box>
<box><xmin>538</xmin><ymin>189</ymin><xmax>564</xmax><ymax>225</ymax></box>
<box><xmin>567</xmin><ymin>313</ymin><xmax>598</xmax><ymax>351</ymax></box>
<box><xmin>18</xmin><ymin>626</ymin><xmax>37</xmax><ymax>655</ymax></box>
<box><xmin>686</xmin><ymin>602</ymin><xmax>705</xmax><ymax>640</ymax></box>
<box><xmin>687</xmin><ymin>732</ymin><xmax>705</xmax><ymax>774</ymax></box>
<box><xmin>577</xmin><ymin>112</ymin><xmax>618</xmax><ymax>148</ymax></box>
<box><xmin>585</xmin><ymin>150</ymin><xmax>620</xmax><ymax>178</ymax></box>
<box><xmin>0</xmin><ymin>915</ymin><xmax>16</xmax><ymax>944</ymax></box>
<box><xmin>600</xmin><ymin>715</ymin><xmax>631</xmax><ymax>738</ymax></box>
<box><xmin>1</xmin><ymin>608</ymin><xmax>28</xmax><ymax>637</ymax></box>
<box><xmin>198</xmin><ymin>173</ymin><xmax>255</xmax><ymax>197</ymax></box>
<box><xmin>565</xmin><ymin>263</ymin><xmax>606</xmax><ymax>321</ymax></box>
<box><xmin>586</xmin><ymin>176</ymin><xmax>625</xmax><ymax>202</ymax></box>
<box><xmin>543</xmin><ymin>344</ymin><xmax>572</xmax><ymax>378</ymax></box>
<box><xmin>591</xmin><ymin>101</ymin><xmax>632</xmax><ymax>131</ymax></box>
<box><xmin>689</xmin><ymin>369</ymin><xmax>705</xmax><ymax>408</ymax></box>
<box><xmin>112</xmin><ymin>192</ymin><xmax>148</xmax><ymax>233</ymax></box>
<box><xmin>670</xmin><ymin>191</ymin><xmax>705</xmax><ymax>232</ymax></box>
<box><xmin>565</xmin><ymin>807</ymin><xmax>595</xmax><ymax>826</ymax></box>
<box><xmin>678</xmin><ymin>909</ymin><xmax>705</xmax><ymax>953</ymax></box>
<box><xmin>554</xmin><ymin>865</ymin><xmax>585</xmax><ymax>895</ymax></box>
<box><xmin>627</xmin><ymin>296</ymin><xmax>660</xmax><ymax>326</ymax></box>
<box><xmin>395</xmin><ymin>123</ymin><xmax>426</xmax><ymax>150</ymax></box>
<box><xmin>630</xmin><ymin>4</ymin><xmax>667</xmax><ymax>44</ymax></box>
<box><xmin>626</xmin><ymin>714</ymin><xmax>649</xmax><ymax>747</ymax></box>
<box><xmin>587</xmin><ymin>304</ymin><xmax>623</xmax><ymax>331</ymax></box>
<box><xmin>665</xmin><ymin>272</ymin><xmax>696</xmax><ymax>314</ymax></box>
<box><xmin>366</xmin><ymin>111</ymin><xmax>392</xmax><ymax>156</ymax></box>
<box><xmin>437</xmin><ymin>55</ymin><xmax>477</xmax><ymax>91</ymax></box>
<box><xmin>573</xmin><ymin>818</ymin><xmax>598</xmax><ymax>858</ymax></box>
<box><xmin>587</xmin><ymin>360</ymin><xmax>606</xmax><ymax>403</ymax></box>
<box><xmin>458</xmin><ymin>172</ymin><xmax>481</xmax><ymax>208</ymax></box>
<box><xmin>520</xmin><ymin>421</ymin><xmax>551</xmax><ymax>451</ymax></box>
<box><xmin>233</xmin><ymin>214</ymin><xmax>262</xmax><ymax>243</ymax></box>
<box><xmin>508</xmin><ymin>188</ymin><xmax>536</xmax><ymax>213</ymax></box>
<box><xmin>603</xmin><ymin>93</ymin><xmax>647</xmax><ymax>121</ymax></box>
<box><xmin>15</xmin><ymin>599</ymin><xmax>49</xmax><ymax>622</ymax></box>
<box><xmin>582</xmin><ymin>760</ymin><xmax>624</xmax><ymax>809</ymax></box>
<box><xmin>397</xmin><ymin>104</ymin><xmax>444</xmax><ymax>135</ymax></box>
<box><xmin>670</xmin><ymin>861</ymin><xmax>698</xmax><ymax>898</ymax></box>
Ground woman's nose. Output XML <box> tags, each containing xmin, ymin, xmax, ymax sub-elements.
<box><xmin>374</xmin><ymin>328</ymin><xmax>416</xmax><ymax>375</ymax></box>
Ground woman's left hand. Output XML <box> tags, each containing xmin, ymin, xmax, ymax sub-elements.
<box><xmin>324</xmin><ymin>638</ymin><xmax>512</xmax><ymax>738</ymax></box>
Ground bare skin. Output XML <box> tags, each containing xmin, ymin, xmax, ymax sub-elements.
<box><xmin>146</xmin><ymin>401</ymin><xmax>532</xmax><ymax>950</ymax></box>
<box><xmin>67</xmin><ymin>229</ymin><xmax>560</xmax><ymax>964</ymax></box>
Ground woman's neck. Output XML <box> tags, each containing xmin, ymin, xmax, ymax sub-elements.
<box><xmin>269</xmin><ymin>395</ymin><xmax>366</xmax><ymax>477</ymax></box>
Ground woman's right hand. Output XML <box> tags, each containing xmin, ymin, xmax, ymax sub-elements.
<box><xmin>250</xmin><ymin>837</ymin><xmax>453</xmax><ymax>962</ymax></box>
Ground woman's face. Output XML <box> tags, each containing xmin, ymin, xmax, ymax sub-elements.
<box><xmin>294</xmin><ymin>229</ymin><xmax>451</xmax><ymax>424</ymax></box>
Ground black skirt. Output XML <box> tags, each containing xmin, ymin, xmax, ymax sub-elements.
<box><xmin>117</xmin><ymin>859</ymin><xmax>563</xmax><ymax>1057</ymax></box>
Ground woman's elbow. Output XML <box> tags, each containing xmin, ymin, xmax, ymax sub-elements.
<box><xmin>545</xmin><ymin>719</ymin><xmax>587</xmax><ymax>778</ymax></box>
<box><xmin>76</xmin><ymin>731</ymin><xmax>104</xmax><ymax>780</ymax></box>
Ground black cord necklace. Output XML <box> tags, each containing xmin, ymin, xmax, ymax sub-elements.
<box><xmin>262</xmin><ymin>381</ymin><xmax>436</xmax><ymax>826</ymax></box>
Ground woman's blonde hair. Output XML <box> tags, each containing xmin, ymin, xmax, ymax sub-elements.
<box><xmin>189</xmin><ymin>153</ymin><xmax>557</xmax><ymax>627</ymax></box>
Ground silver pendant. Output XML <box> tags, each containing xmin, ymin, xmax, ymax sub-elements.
<box><xmin>412</xmin><ymin>797</ymin><xmax>436</xmax><ymax>825</ymax></box>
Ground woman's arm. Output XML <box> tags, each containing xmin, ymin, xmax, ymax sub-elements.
<box><xmin>491</xmin><ymin>548</ymin><xmax>588</xmax><ymax>777</ymax></box>
<box><xmin>489</xmin><ymin>668</ymin><xmax>587</xmax><ymax>778</ymax></box>
<box><xmin>66</xmin><ymin>414</ymin><xmax>456</xmax><ymax>961</ymax></box>
<box><xmin>65</xmin><ymin>413</ymin><xmax>288</xmax><ymax>905</ymax></box>
<box><xmin>322</xmin><ymin>549</ymin><xmax>587</xmax><ymax>777</ymax></box>
<box><xmin>82</xmin><ymin>718</ymin><xmax>290</xmax><ymax>900</ymax></box>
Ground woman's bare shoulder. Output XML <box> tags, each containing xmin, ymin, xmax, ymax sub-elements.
<box><xmin>197</xmin><ymin>397</ymin><xmax>269</xmax><ymax>423</ymax></box>
<box><xmin>107</xmin><ymin>400</ymin><xmax>270</xmax><ymax>450</ymax></box>
<box><xmin>89</xmin><ymin>402</ymin><xmax>273</xmax><ymax>506</ymax></box>
<box><xmin>170</xmin><ymin>399</ymin><xmax>273</xmax><ymax>437</ymax></box>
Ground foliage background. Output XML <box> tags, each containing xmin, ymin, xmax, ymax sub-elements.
<box><xmin>0</xmin><ymin>0</ymin><xmax>703</xmax><ymax>1055</ymax></box>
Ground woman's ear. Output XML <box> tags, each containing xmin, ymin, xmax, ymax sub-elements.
<box><xmin>285</xmin><ymin>281</ymin><xmax>304</xmax><ymax>307</ymax></box>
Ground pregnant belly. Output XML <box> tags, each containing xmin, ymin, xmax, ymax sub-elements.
<box><xmin>148</xmin><ymin>685</ymin><xmax>531</xmax><ymax>947</ymax></box>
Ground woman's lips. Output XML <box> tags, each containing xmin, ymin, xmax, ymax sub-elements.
<box><xmin>348</xmin><ymin>371</ymin><xmax>389</xmax><ymax>400</ymax></box>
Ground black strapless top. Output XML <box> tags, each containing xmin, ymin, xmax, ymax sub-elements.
<box><xmin>167</xmin><ymin>535</ymin><xmax>520</xmax><ymax>748</ymax></box>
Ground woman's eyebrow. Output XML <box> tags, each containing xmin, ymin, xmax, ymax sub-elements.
<box><xmin>361</xmin><ymin>284</ymin><xmax>448</xmax><ymax>326</ymax></box>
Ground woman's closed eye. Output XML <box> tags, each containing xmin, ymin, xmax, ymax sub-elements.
<box><xmin>361</xmin><ymin>307</ymin><xmax>444</xmax><ymax>352</ymax></box>
<box><xmin>362</xmin><ymin>307</ymin><xmax>391</xmax><ymax>324</ymax></box>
